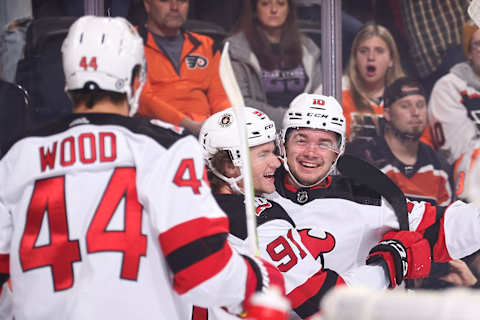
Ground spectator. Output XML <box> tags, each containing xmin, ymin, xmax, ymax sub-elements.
<box><xmin>342</xmin><ymin>24</ymin><xmax>404</xmax><ymax>142</ymax></box>
<box><xmin>428</xmin><ymin>19</ymin><xmax>480</xmax><ymax>201</ymax></box>
<box><xmin>137</xmin><ymin>0</ymin><xmax>230</xmax><ymax>136</ymax></box>
<box><xmin>397</xmin><ymin>0</ymin><xmax>469</xmax><ymax>98</ymax></box>
<box><xmin>225</xmin><ymin>0</ymin><xmax>322</xmax><ymax>128</ymax></box>
<box><xmin>346</xmin><ymin>76</ymin><xmax>454</xmax><ymax>206</ymax></box>
<box><xmin>342</xmin><ymin>24</ymin><xmax>433</xmax><ymax>147</ymax></box>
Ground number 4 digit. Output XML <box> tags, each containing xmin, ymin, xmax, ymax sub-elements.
<box><xmin>173</xmin><ymin>158</ymin><xmax>204</xmax><ymax>194</ymax></box>
<box><xmin>79</xmin><ymin>56</ymin><xmax>98</xmax><ymax>71</ymax></box>
<box><xmin>20</xmin><ymin>177</ymin><xmax>81</xmax><ymax>291</ymax></box>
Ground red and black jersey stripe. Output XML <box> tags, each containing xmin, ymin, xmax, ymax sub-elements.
<box><xmin>159</xmin><ymin>216</ymin><xmax>232</xmax><ymax>294</ymax></box>
<box><xmin>288</xmin><ymin>269</ymin><xmax>345</xmax><ymax>319</ymax></box>
<box><xmin>0</xmin><ymin>254</ymin><xmax>9</xmax><ymax>287</ymax></box>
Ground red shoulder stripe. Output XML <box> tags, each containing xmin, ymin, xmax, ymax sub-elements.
<box><xmin>173</xmin><ymin>243</ymin><xmax>233</xmax><ymax>294</ymax></box>
<box><xmin>159</xmin><ymin>217</ymin><xmax>229</xmax><ymax>256</ymax></box>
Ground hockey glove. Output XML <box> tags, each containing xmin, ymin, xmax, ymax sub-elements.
<box><xmin>245</xmin><ymin>287</ymin><xmax>290</xmax><ymax>320</ymax></box>
<box><xmin>242</xmin><ymin>255</ymin><xmax>286</xmax><ymax>310</ymax></box>
<box><xmin>366</xmin><ymin>231</ymin><xmax>431</xmax><ymax>288</ymax></box>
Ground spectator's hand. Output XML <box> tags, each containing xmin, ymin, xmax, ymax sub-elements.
<box><xmin>180</xmin><ymin>118</ymin><xmax>204</xmax><ymax>136</ymax></box>
<box><xmin>439</xmin><ymin>259</ymin><xmax>477</xmax><ymax>287</ymax></box>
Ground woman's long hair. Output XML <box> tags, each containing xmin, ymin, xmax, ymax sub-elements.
<box><xmin>346</xmin><ymin>24</ymin><xmax>405</xmax><ymax>112</ymax></box>
<box><xmin>234</xmin><ymin>0</ymin><xmax>303</xmax><ymax>70</ymax></box>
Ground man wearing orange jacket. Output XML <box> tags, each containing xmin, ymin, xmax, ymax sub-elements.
<box><xmin>138</xmin><ymin>0</ymin><xmax>230</xmax><ymax>135</ymax></box>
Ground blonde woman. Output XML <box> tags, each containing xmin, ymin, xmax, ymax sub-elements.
<box><xmin>342</xmin><ymin>24</ymin><xmax>432</xmax><ymax>146</ymax></box>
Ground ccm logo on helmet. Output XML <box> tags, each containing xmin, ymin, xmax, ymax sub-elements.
<box><xmin>306</xmin><ymin>113</ymin><xmax>328</xmax><ymax>118</ymax></box>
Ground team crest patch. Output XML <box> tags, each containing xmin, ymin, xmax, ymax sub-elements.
<box><xmin>255</xmin><ymin>197</ymin><xmax>272</xmax><ymax>216</ymax></box>
<box><xmin>186</xmin><ymin>54</ymin><xmax>208</xmax><ymax>69</ymax></box>
<box><xmin>219</xmin><ymin>113</ymin><xmax>233</xmax><ymax>127</ymax></box>
<box><xmin>297</xmin><ymin>190</ymin><xmax>308</xmax><ymax>204</ymax></box>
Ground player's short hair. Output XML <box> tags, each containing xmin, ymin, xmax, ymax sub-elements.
<box><xmin>208</xmin><ymin>150</ymin><xmax>233</xmax><ymax>193</ymax></box>
<box><xmin>68</xmin><ymin>65</ymin><xmax>142</xmax><ymax>109</ymax></box>
<box><xmin>383</xmin><ymin>76</ymin><xmax>426</xmax><ymax>108</ymax></box>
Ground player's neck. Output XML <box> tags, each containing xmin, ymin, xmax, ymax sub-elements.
<box><xmin>74</xmin><ymin>101</ymin><xmax>129</xmax><ymax>116</ymax></box>
<box><xmin>384</xmin><ymin>131</ymin><xmax>418</xmax><ymax>166</ymax></box>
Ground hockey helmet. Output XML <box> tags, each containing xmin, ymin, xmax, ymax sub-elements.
<box><xmin>62</xmin><ymin>16</ymin><xmax>146</xmax><ymax>116</ymax></box>
<box><xmin>280</xmin><ymin>93</ymin><xmax>346</xmax><ymax>187</ymax></box>
<box><xmin>200</xmin><ymin>107</ymin><xmax>277</xmax><ymax>167</ymax></box>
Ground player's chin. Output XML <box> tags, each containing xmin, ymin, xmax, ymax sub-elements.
<box><xmin>298</xmin><ymin>171</ymin><xmax>326</xmax><ymax>186</ymax></box>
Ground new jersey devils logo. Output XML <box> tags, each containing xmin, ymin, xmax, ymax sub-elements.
<box><xmin>298</xmin><ymin>228</ymin><xmax>335</xmax><ymax>259</ymax></box>
<box><xmin>186</xmin><ymin>55</ymin><xmax>208</xmax><ymax>69</ymax></box>
<box><xmin>255</xmin><ymin>198</ymin><xmax>272</xmax><ymax>215</ymax></box>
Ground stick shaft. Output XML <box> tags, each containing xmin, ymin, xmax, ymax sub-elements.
<box><xmin>219</xmin><ymin>42</ymin><xmax>259</xmax><ymax>256</ymax></box>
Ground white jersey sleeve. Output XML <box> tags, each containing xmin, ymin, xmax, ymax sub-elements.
<box><xmin>135</xmin><ymin>135</ymin><xmax>252</xmax><ymax>307</ymax></box>
<box><xmin>428</xmin><ymin>71</ymin><xmax>479</xmax><ymax>164</ymax></box>
<box><xmin>381</xmin><ymin>197</ymin><xmax>480</xmax><ymax>262</ymax></box>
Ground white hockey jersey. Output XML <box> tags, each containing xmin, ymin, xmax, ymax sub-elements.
<box><xmin>192</xmin><ymin>194</ymin><xmax>387</xmax><ymax>320</ymax></box>
<box><xmin>428</xmin><ymin>62</ymin><xmax>480</xmax><ymax>165</ymax></box>
<box><xmin>0</xmin><ymin>113</ymin><xmax>264</xmax><ymax>320</ymax></box>
<box><xmin>267</xmin><ymin>168</ymin><xmax>480</xmax><ymax>279</ymax></box>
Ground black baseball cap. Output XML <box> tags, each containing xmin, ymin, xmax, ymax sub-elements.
<box><xmin>383</xmin><ymin>76</ymin><xmax>426</xmax><ymax>108</ymax></box>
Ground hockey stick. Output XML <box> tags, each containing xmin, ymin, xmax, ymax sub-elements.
<box><xmin>337</xmin><ymin>154</ymin><xmax>409</xmax><ymax>231</ymax></box>
<box><xmin>219</xmin><ymin>42</ymin><xmax>259</xmax><ymax>256</ymax></box>
<box><xmin>469</xmin><ymin>0</ymin><xmax>480</xmax><ymax>27</ymax></box>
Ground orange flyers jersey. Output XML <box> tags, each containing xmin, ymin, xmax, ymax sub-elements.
<box><xmin>138</xmin><ymin>27</ymin><xmax>230</xmax><ymax>126</ymax></box>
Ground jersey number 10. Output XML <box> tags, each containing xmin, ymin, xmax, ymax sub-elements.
<box><xmin>19</xmin><ymin>167</ymin><xmax>147</xmax><ymax>291</ymax></box>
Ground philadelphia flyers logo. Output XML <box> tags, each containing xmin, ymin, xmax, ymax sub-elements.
<box><xmin>298</xmin><ymin>229</ymin><xmax>335</xmax><ymax>259</ymax></box>
<box><xmin>185</xmin><ymin>55</ymin><xmax>208</xmax><ymax>69</ymax></box>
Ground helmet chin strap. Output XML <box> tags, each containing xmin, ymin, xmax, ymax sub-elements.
<box><xmin>210</xmin><ymin>166</ymin><xmax>244</xmax><ymax>195</ymax></box>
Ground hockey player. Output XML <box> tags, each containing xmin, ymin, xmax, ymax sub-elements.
<box><xmin>0</xmin><ymin>16</ymin><xmax>284</xmax><ymax>319</ymax></box>
<box><xmin>266</xmin><ymin>92</ymin><xmax>480</xmax><ymax>290</ymax></box>
<box><xmin>198</xmin><ymin>107</ymin><xmax>390</xmax><ymax>319</ymax></box>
